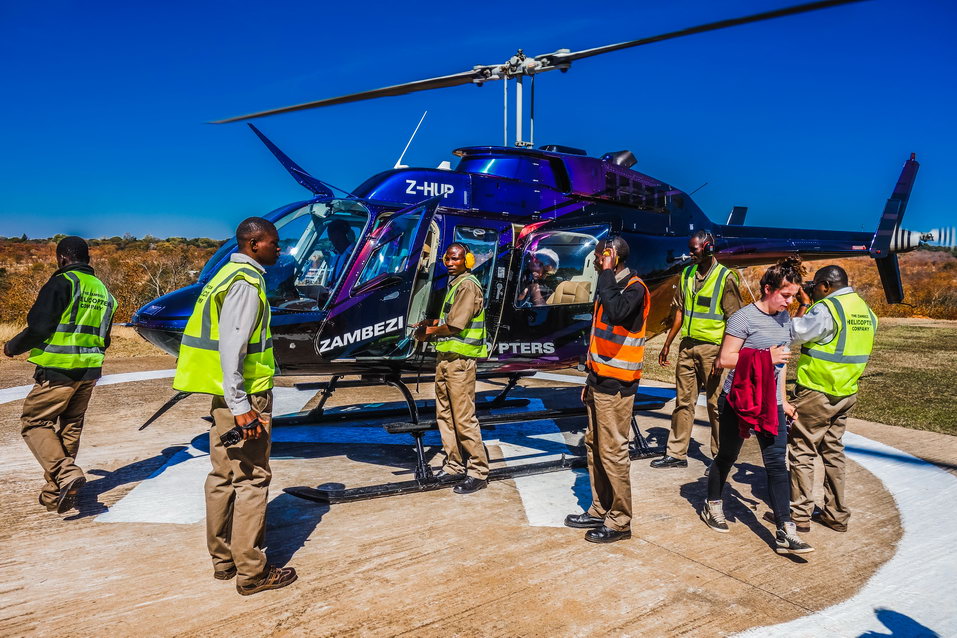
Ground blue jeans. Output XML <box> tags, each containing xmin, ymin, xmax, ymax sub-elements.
<box><xmin>707</xmin><ymin>396</ymin><xmax>791</xmax><ymax>526</ymax></box>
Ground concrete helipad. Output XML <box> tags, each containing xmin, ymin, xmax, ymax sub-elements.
<box><xmin>1</xmin><ymin>357</ymin><xmax>954</xmax><ymax>637</ymax></box>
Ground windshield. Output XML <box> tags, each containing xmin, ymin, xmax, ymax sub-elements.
<box><xmin>264</xmin><ymin>200</ymin><xmax>370</xmax><ymax>310</ymax></box>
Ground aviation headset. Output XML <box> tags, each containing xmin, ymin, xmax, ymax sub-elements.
<box><xmin>700</xmin><ymin>230</ymin><xmax>716</xmax><ymax>257</ymax></box>
<box><xmin>602</xmin><ymin>235</ymin><xmax>623</xmax><ymax>265</ymax></box>
<box><xmin>448</xmin><ymin>242</ymin><xmax>476</xmax><ymax>269</ymax></box>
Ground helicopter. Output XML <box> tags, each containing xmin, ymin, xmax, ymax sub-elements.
<box><xmin>130</xmin><ymin>0</ymin><xmax>930</xmax><ymax>501</ymax></box>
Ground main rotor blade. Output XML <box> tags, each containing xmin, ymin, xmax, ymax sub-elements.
<box><xmin>536</xmin><ymin>0</ymin><xmax>869</xmax><ymax>65</ymax></box>
<box><xmin>212</xmin><ymin>68</ymin><xmax>489</xmax><ymax>124</ymax></box>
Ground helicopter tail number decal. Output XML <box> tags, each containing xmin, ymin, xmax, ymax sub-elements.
<box><xmin>319</xmin><ymin>316</ymin><xmax>405</xmax><ymax>353</ymax></box>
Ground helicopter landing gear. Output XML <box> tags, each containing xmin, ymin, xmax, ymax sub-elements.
<box><xmin>629</xmin><ymin>414</ymin><xmax>656</xmax><ymax>459</ymax></box>
<box><xmin>283</xmin><ymin>385</ymin><xmax>668</xmax><ymax>505</ymax></box>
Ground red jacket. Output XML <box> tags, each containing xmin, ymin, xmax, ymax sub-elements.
<box><xmin>727</xmin><ymin>347</ymin><xmax>779</xmax><ymax>438</ymax></box>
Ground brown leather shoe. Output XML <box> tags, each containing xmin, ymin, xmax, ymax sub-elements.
<box><xmin>214</xmin><ymin>566</ymin><xmax>237</xmax><ymax>580</ymax></box>
<box><xmin>812</xmin><ymin>512</ymin><xmax>848</xmax><ymax>532</ymax></box>
<box><xmin>56</xmin><ymin>477</ymin><xmax>86</xmax><ymax>514</ymax></box>
<box><xmin>237</xmin><ymin>566</ymin><xmax>298</xmax><ymax>596</ymax></box>
<box><xmin>763</xmin><ymin>511</ymin><xmax>809</xmax><ymax>533</ymax></box>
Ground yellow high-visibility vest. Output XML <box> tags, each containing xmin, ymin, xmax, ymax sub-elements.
<box><xmin>173</xmin><ymin>260</ymin><xmax>274</xmax><ymax>396</ymax></box>
<box><xmin>28</xmin><ymin>271</ymin><xmax>116</xmax><ymax>370</ymax></box>
<box><xmin>435</xmin><ymin>274</ymin><xmax>488</xmax><ymax>358</ymax></box>
<box><xmin>796</xmin><ymin>291</ymin><xmax>876</xmax><ymax>397</ymax></box>
<box><xmin>680</xmin><ymin>263</ymin><xmax>737</xmax><ymax>344</ymax></box>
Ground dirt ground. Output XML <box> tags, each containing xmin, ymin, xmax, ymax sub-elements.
<box><xmin>1</xmin><ymin>356</ymin><xmax>945</xmax><ymax>637</ymax></box>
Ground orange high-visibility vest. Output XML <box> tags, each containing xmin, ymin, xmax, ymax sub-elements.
<box><xmin>587</xmin><ymin>274</ymin><xmax>651</xmax><ymax>382</ymax></box>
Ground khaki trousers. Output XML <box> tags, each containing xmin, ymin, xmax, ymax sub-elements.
<box><xmin>434</xmin><ymin>354</ymin><xmax>488</xmax><ymax>480</ymax></box>
<box><xmin>583</xmin><ymin>386</ymin><xmax>636</xmax><ymax>531</ymax></box>
<box><xmin>789</xmin><ymin>385</ymin><xmax>856</xmax><ymax>526</ymax></box>
<box><xmin>666</xmin><ymin>338</ymin><xmax>722</xmax><ymax>460</ymax></box>
<box><xmin>21</xmin><ymin>378</ymin><xmax>96</xmax><ymax>508</ymax></box>
<box><xmin>206</xmin><ymin>391</ymin><xmax>273</xmax><ymax>586</ymax></box>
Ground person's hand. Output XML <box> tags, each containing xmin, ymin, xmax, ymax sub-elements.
<box><xmin>783</xmin><ymin>401</ymin><xmax>798</xmax><ymax>423</ymax></box>
<box><xmin>235</xmin><ymin>410</ymin><xmax>265</xmax><ymax>441</ymax></box>
<box><xmin>710</xmin><ymin>359</ymin><xmax>721</xmax><ymax>377</ymax></box>
<box><xmin>770</xmin><ymin>345</ymin><xmax>791</xmax><ymax>366</ymax></box>
<box><xmin>413</xmin><ymin>325</ymin><xmax>428</xmax><ymax>342</ymax></box>
<box><xmin>580</xmin><ymin>386</ymin><xmax>587</xmax><ymax>403</ymax></box>
<box><xmin>797</xmin><ymin>287</ymin><xmax>811</xmax><ymax>305</ymax></box>
<box><xmin>658</xmin><ymin>343</ymin><xmax>671</xmax><ymax>366</ymax></box>
<box><xmin>600</xmin><ymin>246</ymin><xmax>617</xmax><ymax>271</ymax></box>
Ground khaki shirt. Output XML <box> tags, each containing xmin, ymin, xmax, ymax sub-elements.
<box><xmin>672</xmin><ymin>260</ymin><xmax>743</xmax><ymax>318</ymax></box>
<box><xmin>443</xmin><ymin>273</ymin><xmax>484</xmax><ymax>332</ymax></box>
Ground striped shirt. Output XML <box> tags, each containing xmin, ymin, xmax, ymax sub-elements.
<box><xmin>723</xmin><ymin>303</ymin><xmax>793</xmax><ymax>403</ymax></box>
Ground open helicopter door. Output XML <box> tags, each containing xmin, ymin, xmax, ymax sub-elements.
<box><xmin>314</xmin><ymin>198</ymin><xmax>440</xmax><ymax>361</ymax></box>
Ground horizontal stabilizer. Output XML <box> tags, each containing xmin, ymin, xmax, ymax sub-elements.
<box><xmin>247</xmin><ymin>124</ymin><xmax>334</xmax><ymax>197</ymax></box>
<box><xmin>726</xmin><ymin>206</ymin><xmax>748</xmax><ymax>225</ymax></box>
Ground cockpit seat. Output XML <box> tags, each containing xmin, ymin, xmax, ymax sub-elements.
<box><xmin>546</xmin><ymin>280</ymin><xmax>592</xmax><ymax>305</ymax></box>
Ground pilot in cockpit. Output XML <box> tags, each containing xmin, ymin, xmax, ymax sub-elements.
<box><xmin>326</xmin><ymin>219</ymin><xmax>356</xmax><ymax>283</ymax></box>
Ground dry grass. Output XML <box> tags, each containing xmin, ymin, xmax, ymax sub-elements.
<box><xmin>646</xmin><ymin>319</ymin><xmax>957</xmax><ymax>435</ymax></box>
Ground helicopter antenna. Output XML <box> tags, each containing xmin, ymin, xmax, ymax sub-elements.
<box><xmin>689</xmin><ymin>181</ymin><xmax>709</xmax><ymax>196</ymax></box>
<box><xmin>394</xmin><ymin>111</ymin><xmax>428</xmax><ymax>169</ymax></box>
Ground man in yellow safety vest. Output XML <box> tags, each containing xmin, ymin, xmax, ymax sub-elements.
<box><xmin>173</xmin><ymin>217</ymin><xmax>298</xmax><ymax>596</ymax></box>
<box><xmin>790</xmin><ymin>265</ymin><xmax>876</xmax><ymax>533</ymax></box>
<box><xmin>652</xmin><ymin>230</ymin><xmax>742</xmax><ymax>470</ymax></box>
<box><xmin>3</xmin><ymin>236</ymin><xmax>115</xmax><ymax>515</ymax></box>
<box><xmin>414</xmin><ymin>242</ymin><xmax>489</xmax><ymax>495</ymax></box>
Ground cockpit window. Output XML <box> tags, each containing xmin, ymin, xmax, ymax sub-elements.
<box><xmin>354</xmin><ymin>210</ymin><xmax>423</xmax><ymax>289</ymax></box>
<box><xmin>263</xmin><ymin>200</ymin><xmax>370</xmax><ymax>311</ymax></box>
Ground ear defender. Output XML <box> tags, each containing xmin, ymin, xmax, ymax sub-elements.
<box><xmin>465</xmin><ymin>250</ymin><xmax>475</xmax><ymax>269</ymax></box>
<box><xmin>701</xmin><ymin>230</ymin><xmax>715</xmax><ymax>256</ymax></box>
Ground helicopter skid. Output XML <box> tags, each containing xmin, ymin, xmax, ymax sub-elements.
<box><xmin>283</xmin><ymin>455</ymin><xmax>588</xmax><ymax>504</ymax></box>
<box><xmin>273</xmin><ymin>397</ymin><xmax>530</xmax><ymax>427</ymax></box>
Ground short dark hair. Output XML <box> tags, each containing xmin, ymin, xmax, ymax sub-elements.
<box><xmin>597</xmin><ymin>236</ymin><xmax>630</xmax><ymax>262</ymax></box>
<box><xmin>56</xmin><ymin>236</ymin><xmax>89</xmax><ymax>264</ymax></box>
<box><xmin>690</xmin><ymin>229</ymin><xmax>714</xmax><ymax>244</ymax></box>
<box><xmin>236</xmin><ymin>217</ymin><xmax>277</xmax><ymax>246</ymax></box>
<box><xmin>759</xmin><ymin>256</ymin><xmax>804</xmax><ymax>293</ymax></box>
<box><xmin>814</xmin><ymin>265</ymin><xmax>848</xmax><ymax>288</ymax></box>
<box><xmin>327</xmin><ymin>219</ymin><xmax>353</xmax><ymax>236</ymax></box>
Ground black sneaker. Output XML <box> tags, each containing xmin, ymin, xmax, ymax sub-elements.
<box><xmin>650</xmin><ymin>455</ymin><xmax>688</xmax><ymax>469</ymax></box>
<box><xmin>775</xmin><ymin>522</ymin><xmax>814</xmax><ymax>554</ymax></box>
<box><xmin>701</xmin><ymin>500</ymin><xmax>730</xmax><ymax>533</ymax></box>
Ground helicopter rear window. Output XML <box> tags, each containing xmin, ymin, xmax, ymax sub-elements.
<box><xmin>453</xmin><ymin>226</ymin><xmax>499</xmax><ymax>299</ymax></box>
<box><xmin>515</xmin><ymin>225</ymin><xmax>609</xmax><ymax>307</ymax></box>
<box><xmin>457</xmin><ymin>156</ymin><xmax>559</xmax><ymax>188</ymax></box>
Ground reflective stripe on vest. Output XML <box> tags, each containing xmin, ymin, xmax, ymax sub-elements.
<box><xmin>435</xmin><ymin>273</ymin><xmax>488</xmax><ymax>358</ymax></box>
<box><xmin>796</xmin><ymin>292</ymin><xmax>877</xmax><ymax>397</ymax></box>
<box><xmin>680</xmin><ymin>263</ymin><xmax>736</xmax><ymax>344</ymax></box>
<box><xmin>28</xmin><ymin>271</ymin><xmax>116</xmax><ymax>370</ymax></box>
<box><xmin>172</xmin><ymin>261</ymin><xmax>275</xmax><ymax>396</ymax></box>
<box><xmin>587</xmin><ymin>274</ymin><xmax>650</xmax><ymax>382</ymax></box>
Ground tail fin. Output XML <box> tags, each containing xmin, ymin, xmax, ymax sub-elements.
<box><xmin>870</xmin><ymin>153</ymin><xmax>920</xmax><ymax>258</ymax></box>
<box><xmin>870</xmin><ymin>154</ymin><xmax>920</xmax><ymax>304</ymax></box>
<box><xmin>247</xmin><ymin>123</ymin><xmax>334</xmax><ymax>197</ymax></box>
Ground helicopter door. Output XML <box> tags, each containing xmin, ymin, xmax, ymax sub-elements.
<box><xmin>315</xmin><ymin>198</ymin><xmax>440</xmax><ymax>361</ymax></box>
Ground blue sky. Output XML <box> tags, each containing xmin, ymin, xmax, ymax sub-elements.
<box><xmin>1</xmin><ymin>0</ymin><xmax>953</xmax><ymax>240</ymax></box>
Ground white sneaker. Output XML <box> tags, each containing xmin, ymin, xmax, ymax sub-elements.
<box><xmin>701</xmin><ymin>500</ymin><xmax>730</xmax><ymax>533</ymax></box>
<box><xmin>776</xmin><ymin>522</ymin><xmax>814</xmax><ymax>554</ymax></box>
